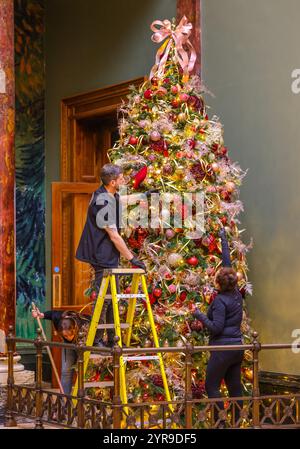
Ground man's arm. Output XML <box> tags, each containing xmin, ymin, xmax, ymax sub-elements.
<box><xmin>105</xmin><ymin>226</ymin><xmax>134</xmax><ymax>260</ymax></box>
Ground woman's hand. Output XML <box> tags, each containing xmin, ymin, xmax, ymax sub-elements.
<box><xmin>32</xmin><ymin>309</ymin><xmax>44</xmax><ymax>319</ymax></box>
<box><xmin>193</xmin><ymin>307</ymin><xmax>204</xmax><ymax>321</ymax></box>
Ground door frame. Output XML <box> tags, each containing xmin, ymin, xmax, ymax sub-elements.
<box><xmin>60</xmin><ymin>77</ymin><xmax>145</xmax><ymax>182</ymax></box>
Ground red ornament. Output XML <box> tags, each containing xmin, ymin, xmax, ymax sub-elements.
<box><xmin>133</xmin><ymin>166</ymin><xmax>147</xmax><ymax>189</ymax></box>
<box><xmin>129</xmin><ymin>136</ymin><xmax>138</xmax><ymax>146</ymax></box>
<box><xmin>187</xmin><ymin>139</ymin><xmax>196</xmax><ymax>149</ymax></box>
<box><xmin>148</xmin><ymin>294</ymin><xmax>157</xmax><ymax>305</ymax></box>
<box><xmin>151</xmin><ymin>77</ymin><xmax>159</xmax><ymax>86</ymax></box>
<box><xmin>186</xmin><ymin>256</ymin><xmax>199</xmax><ymax>266</ymax></box>
<box><xmin>171</xmin><ymin>85</ymin><xmax>179</xmax><ymax>94</ymax></box>
<box><xmin>156</xmin><ymin>394</ymin><xmax>165</xmax><ymax>401</ymax></box>
<box><xmin>90</xmin><ymin>291</ymin><xmax>97</xmax><ymax>301</ymax></box>
<box><xmin>220</xmin><ymin>190</ymin><xmax>231</xmax><ymax>201</ymax></box>
<box><xmin>125</xmin><ymin>286</ymin><xmax>131</xmax><ymax>294</ymax></box>
<box><xmin>190</xmin><ymin>319</ymin><xmax>203</xmax><ymax>332</ymax></box>
<box><xmin>179</xmin><ymin>93</ymin><xmax>189</xmax><ymax>102</ymax></box>
<box><xmin>144</xmin><ymin>89</ymin><xmax>153</xmax><ymax>100</ymax></box>
<box><xmin>171</xmin><ymin>98</ymin><xmax>180</xmax><ymax>108</ymax></box>
<box><xmin>163</xmin><ymin>78</ymin><xmax>171</xmax><ymax>85</ymax></box>
<box><xmin>179</xmin><ymin>291</ymin><xmax>187</xmax><ymax>302</ymax></box>
<box><xmin>153</xmin><ymin>288</ymin><xmax>162</xmax><ymax>298</ymax></box>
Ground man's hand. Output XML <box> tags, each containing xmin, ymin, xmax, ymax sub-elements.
<box><xmin>130</xmin><ymin>256</ymin><xmax>146</xmax><ymax>271</ymax></box>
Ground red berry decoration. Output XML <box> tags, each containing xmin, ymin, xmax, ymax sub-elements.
<box><xmin>186</xmin><ymin>256</ymin><xmax>199</xmax><ymax>266</ymax></box>
<box><xmin>153</xmin><ymin>288</ymin><xmax>162</xmax><ymax>298</ymax></box>
<box><xmin>151</xmin><ymin>77</ymin><xmax>159</xmax><ymax>86</ymax></box>
<box><xmin>129</xmin><ymin>136</ymin><xmax>138</xmax><ymax>146</ymax></box>
<box><xmin>163</xmin><ymin>77</ymin><xmax>170</xmax><ymax>85</ymax></box>
<box><xmin>144</xmin><ymin>89</ymin><xmax>153</xmax><ymax>100</ymax></box>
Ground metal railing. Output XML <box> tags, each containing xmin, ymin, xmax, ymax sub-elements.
<box><xmin>4</xmin><ymin>325</ymin><xmax>300</xmax><ymax>429</ymax></box>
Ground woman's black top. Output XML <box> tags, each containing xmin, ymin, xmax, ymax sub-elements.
<box><xmin>193</xmin><ymin>229</ymin><xmax>243</xmax><ymax>344</ymax></box>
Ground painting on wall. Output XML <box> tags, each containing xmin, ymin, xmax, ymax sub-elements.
<box><xmin>14</xmin><ymin>0</ymin><xmax>45</xmax><ymax>339</ymax></box>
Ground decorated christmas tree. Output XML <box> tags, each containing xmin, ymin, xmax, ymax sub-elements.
<box><xmin>87</xmin><ymin>17</ymin><xmax>254</xmax><ymax>405</ymax></box>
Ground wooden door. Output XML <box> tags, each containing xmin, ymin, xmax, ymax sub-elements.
<box><xmin>51</xmin><ymin>77</ymin><xmax>144</xmax><ymax>386</ymax></box>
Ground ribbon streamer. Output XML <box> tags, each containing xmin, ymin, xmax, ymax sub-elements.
<box><xmin>150</xmin><ymin>16</ymin><xmax>197</xmax><ymax>80</ymax></box>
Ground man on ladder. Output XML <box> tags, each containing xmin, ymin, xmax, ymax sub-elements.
<box><xmin>75</xmin><ymin>163</ymin><xmax>173</xmax><ymax>411</ymax></box>
<box><xmin>76</xmin><ymin>163</ymin><xmax>146</xmax><ymax>349</ymax></box>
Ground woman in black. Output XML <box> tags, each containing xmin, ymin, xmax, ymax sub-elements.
<box><xmin>31</xmin><ymin>309</ymin><xmax>90</xmax><ymax>394</ymax></box>
<box><xmin>193</xmin><ymin>228</ymin><xmax>244</xmax><ymax>426</ymax></box>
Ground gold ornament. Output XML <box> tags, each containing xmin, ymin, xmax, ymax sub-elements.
<box><xmin>168</xmin><ymin>253</ymin><xmax>184</xmax><ymax>267</ymax></box>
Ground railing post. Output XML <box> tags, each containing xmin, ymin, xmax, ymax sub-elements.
<box><xmin>185</xmin><ymin>342</ymin><xmax>193</xmax><ymax>429</ymax></box>
<box><xmin>76</xmin><ymin>331</ymin><xmax>85</xmax><ymax>429</ymax></box>
<box><xmin>252</xmin><ymin>331</ymin><xmax>261</xmax><ymax>428</ymax></box>
<box><xmin>112</xmin><ymin>336</ymin><xmax>122</xmax><ymax>429</ymax></box>
<box><xmin>4</xmin><ymin>325</ymin><xmax>17</xmax><ymax>427</ymax></box>
<box><xmin>34</xmin><ymin>328</ymin><xmax>44</xmax><ymax>429</ymax></box>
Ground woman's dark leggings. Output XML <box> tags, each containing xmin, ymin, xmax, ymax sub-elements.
<box><xmin>205</xmin><ymin>347</ymin><xmax>244</xmax><ymax>424</ymax></box>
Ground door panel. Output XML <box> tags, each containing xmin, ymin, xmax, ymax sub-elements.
<box><xmin>52</xmin><ymin>182</ymin><xmax>99</xmax><ymax>310</ymax></box>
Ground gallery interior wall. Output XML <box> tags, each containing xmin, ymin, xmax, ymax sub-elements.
<box><xmin>201</xmin><ymin>0</ymin><xmax>300</xmax><ymax>374</ymax></box>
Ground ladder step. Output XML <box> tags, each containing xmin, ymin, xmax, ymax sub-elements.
<box><xmin>122</xmin><ymin>356</ymin><xmax>160</xmax><ymax>362</ymax></box>
<box><xmin>104</xmin><ymin>268</ymin><xmax>145</xmax><ymax>275</ymax></box>
<box><xmin>97</xmin><ymin>323</ymin><xmax>130</xmax><ymax>329</ymax></box>
<box><xmin>116</xmin><ymin>294</ymin><xmax>146</xmax><ymax>299</ymax></box>
<box><xmin>85</xmin><ymin>381</ymin><xmax>114</xmax><ymax>388</ymax></box>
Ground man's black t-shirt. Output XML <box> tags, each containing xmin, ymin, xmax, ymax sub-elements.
<box><xmin>75</xmin><ymin>184</ymin><xmax>121</xmax><ymax>268</ymax></box>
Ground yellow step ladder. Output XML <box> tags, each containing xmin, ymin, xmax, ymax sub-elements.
<box><xmin>72</xmin><ymin>268</ymin><xmax>172</xmax><ymax>409</ymax></box>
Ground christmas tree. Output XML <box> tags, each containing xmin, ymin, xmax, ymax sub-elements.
<box><xmin>87</xmin><ymin>17</ymin><xmax>254</xmax><ymax>407</ymax></box>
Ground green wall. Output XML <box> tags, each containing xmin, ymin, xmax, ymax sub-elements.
<box><xmin>201</xmin><ymin>0</ymin><xmax>300</xmax><ymax>374</ymax></box>
<box><xmin>45</xmin><ymin>0</ymin><xmax>177</xmax><ymax>324</ymax></box>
